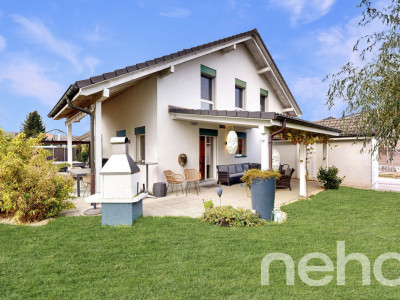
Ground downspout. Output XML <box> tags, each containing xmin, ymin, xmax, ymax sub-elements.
<box><xmin>66</xmin><ymin>95</ymin><xmax>96</xmax><ymax>195</ymax></box>
<box><xmin>269</xmin><ymin>118</ymin><xmax>286</xmax><ymax>170</ymax></box>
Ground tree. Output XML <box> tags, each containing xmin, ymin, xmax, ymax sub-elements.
<box><xmin>20</xmin><ymin>111</ymin><xmax>46</xmax><ymax>138</ymax></box>
<box><xmin>325</xmin><ymin>0</ymin><xmax>400</xmax><ymax>157</ymax></box>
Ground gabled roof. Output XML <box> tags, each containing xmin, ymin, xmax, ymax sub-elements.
<box><xmin>48</xmin><ymin>28</ymin><xmax>302</xmax><ymax>119</ymax></box>
<box><xmin>314</xmin><ymin>115</ymin><xmax>361</xmax><ymax>136</ymax></box>
<box><xmin>74</xmin><ymin>29</ymin><xmax>258</xmax><ymax>89</ymax></box>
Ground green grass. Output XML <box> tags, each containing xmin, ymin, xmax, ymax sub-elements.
<box><xmin>1</xmin><ymin>187</ymin><xmax>400</xmax><ymax>299</ymax></box>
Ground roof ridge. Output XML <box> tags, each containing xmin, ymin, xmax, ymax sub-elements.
<box><xmin>74</xmin><ymin>28</ymin><xmax>259</xmax><ymax>89</ymax></box>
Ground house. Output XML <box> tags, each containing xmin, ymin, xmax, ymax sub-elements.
<box><xmin>47</xmin><ymin>29</ymin><xmax>341</xmax><ymax>197</ymax></box>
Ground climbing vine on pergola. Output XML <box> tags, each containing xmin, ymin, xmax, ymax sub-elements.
<box><xmin>270</xmin><ymin>127</ymin><xmax>330</xmax><ymax>145</ymax></box>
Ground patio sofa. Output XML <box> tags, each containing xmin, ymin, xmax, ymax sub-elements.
<box><xmin>217</xmin><ymin>163</ymin><xmax>261</xmax><ymax>186</ymax></box>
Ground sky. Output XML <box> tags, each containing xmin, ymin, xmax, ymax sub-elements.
<box><xmin>0</xmin><ymin>0</ymin><xmax>386</xmax><ymax>135</ymax></box>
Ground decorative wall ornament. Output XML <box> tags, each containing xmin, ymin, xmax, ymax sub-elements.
<box><xmin>178</xmin><ymin>154</ymin><xmax>188</xmax><ymax>167</ymax></box>
<box><xmin>227</xmin><ymin>130</ymin><xmax>238</xmax><ymax>154</ymax></box>
<box><xmin>272</xmin><ymin>148</ymin><xmax>280</xmax><ymax>170</ymax></box>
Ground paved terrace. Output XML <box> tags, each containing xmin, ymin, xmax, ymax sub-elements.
<box><xmin>64</xmin><ymin>179</ymin><xmax>325</xmax><ymax>218</ymax></box>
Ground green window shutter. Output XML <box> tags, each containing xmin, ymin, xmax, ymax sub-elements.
<box><xmin>116</xmin><ymin>130</ymin><xmax>126</xmax><ymax>137</ymax></box>
<box><xmin>235</xmin><ymin>78</ymin><xmax>246</xmax><ymax>89</ymax></box>
<box><xmin>260</xmin><ymin>88</ymin><xmax>269</xmax><ymax>97</ymax></box>
<box><xmin>237</xmin><ymin>132</ymin><xmax>247</xmax><ymax>139</ymax></box>
<box><xmin>201</xmin><ymin>65</ymin><xmax>216</xmax><ymax>78</ymax></box>
<box><xmin>134</xmin><ymin>126</ymin><xmax>145</xmax><ymax>135</ymax></box>
<box><xmin>199</xmin><ymin>128</ymin><xmax>218</xmax><ymax>137</ymax></box>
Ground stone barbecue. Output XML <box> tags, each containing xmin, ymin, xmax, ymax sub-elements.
<box><xmin>86</xmin><ymin>136</ymin><xmax>147</xmax><ymax>225</ymax></box>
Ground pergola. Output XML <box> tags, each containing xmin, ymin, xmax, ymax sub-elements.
<box><xmin>168</xmin><ymin>106</ymin><xmax>341</xmax><ymax>197</ymax></box>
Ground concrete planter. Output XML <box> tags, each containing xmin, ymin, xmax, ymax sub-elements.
<box><xmin>250</xmin><ymin>178</ymin><xmax>276</xmax><ymax>220</ymax></box>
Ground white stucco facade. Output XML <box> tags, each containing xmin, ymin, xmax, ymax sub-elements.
<box><xmin>274</xmin><ymin>138</ymin><xmax>379</xmax><ymax>188</ymax></box>
<box><xmin>98</xmin><ymin>44</ymin><xmax>290</xmax><ymax>190</ymax></box>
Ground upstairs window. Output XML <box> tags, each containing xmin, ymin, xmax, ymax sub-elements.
<box><xmin>200</xmin><ymin>65</ymin><xmax>216</xmax><ymax>110</ymax></box>
<box><xmin>235</xmin><ymin>79</ymin><xmax>246</xmax><ymax>110</ymax></box>
<box><xmin>260</xmin><ymin>88</ymin><xmax>268</xmax><ymax>112</ymax></box>
<box><xmin>260</xmin><ymin>95</ymin><xmax>266</xmax><ymax>112</ymax></box>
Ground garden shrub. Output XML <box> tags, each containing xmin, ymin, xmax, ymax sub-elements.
<box><xmin>0</xmin><ymin>129</ymin><xmax>75</xmax><ymax>223</ymax></box>
<box><xmin>202</xmin><ymin>203</ymin><xmax>266</xmax><ymax>227</ymax></box>
<box><xmin>317</xmin><ymin>166</ymin><xmax>344</xmax><ymax>189</ymax></box>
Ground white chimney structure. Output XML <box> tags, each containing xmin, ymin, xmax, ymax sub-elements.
<box><xmin>86</xmin><ymin>137</ymin><xmax>147</xmax><ymax>226</ymax></box>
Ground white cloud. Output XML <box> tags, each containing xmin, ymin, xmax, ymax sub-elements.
<box><xmin>288</xmin><ymin>7</ymin><xmax>388</xmax><ymax>120</ymax></box>
<box><xmin>0</xmin><ymin>57</ymin><xmax>62</xmax><ymax>106</ymax></box>
<box><xmin>11</xmin><ymin>15</ymin><xmax>100</xmax><ymax>73</ymax></box>
<box><xmin>0</xmin><ymin>35</ymin><xmax>6</xmax><ymax>51</ymax></box>
<box><xmin>292</xmin><ymin>76</ymin><xmax>326</xmax><ymax>103</ymax></box>
<box><xmin>82</xmin><ymin>25</ymin><xmax>102</xmax><ymax>43</ymax></box>
<box><xmin>269</xmin><ymin>0</ymin><xmax>336</xmax><ymax>26</ymax></box>
<box><xmin>83</xmin><ymin>56</ymin><xmax>100</xmax><ymax>74</ymax></box>
<box><xmin>12</xmin><ymin>15</ymin><xmax>81</xmax><ymax>68</ymax></box>
<box><xmin>316</xmin><ymin>13</ymin><xmax>386</xmax><ymax>69</ymax></box>
<box><xmin>159</xmin><ymin>8</ymin><xmax>192</xmax><ymax>18</ymax></box>
<box><xmin>291</xmin><ymin>76</ymin><xmax>345</xmax><ymax>120</ymax></box>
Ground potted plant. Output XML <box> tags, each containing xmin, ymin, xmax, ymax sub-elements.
<box><xmin>241</xmin><ymin>169</ymin><xmax>281</xmax><ymax>220</ymax></box>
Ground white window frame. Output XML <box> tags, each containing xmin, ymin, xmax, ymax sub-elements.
<box><xmin>200</xmin><ymin>74</ymin><xmax>214</xmax><ymax>110</ymax></box>
<box><xmin>136</xmin><ymin>134</ymin><xmax>145</xmax><ymax>162</ymax></box>
<box><xmin>235</xmin><ymin>137</ymin><xmax>247</xmax><ymax>157</ymax></box>
<box><xmin>235</xmin><ymin>86</ymin><xmax>245</xmax><ymax>111</ymax></box>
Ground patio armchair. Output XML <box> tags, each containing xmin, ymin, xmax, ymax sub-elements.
<box><xmin>276</xmin><ymin>167</ymin><xmax>295</xmax><ymax>191</ymax></box>
<box><xmin>163</xmin><ymin>170</ymin><xmax>185</xmax><ymax>196</ymax></box>
<box><xmin>80</xmin><ymin>174</ymin><xmax>92</xmax><ymax>197</ymax></box>
<box><xmin>184</xmin><ymin>169</ymin><xmax>201</xmax><ymax>195</ymax></box>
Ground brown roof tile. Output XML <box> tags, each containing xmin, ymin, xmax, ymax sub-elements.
<box><xmin>49</xmin><ymin>28</ymin><xmax>300</xmax><ymax>119</ymax></box>
<box><xmin>313</xmin><ymin>116</ymin><xmax>360</xmax><ymax>136</ymax></box>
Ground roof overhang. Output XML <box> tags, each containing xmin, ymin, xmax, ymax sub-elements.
<box><xmin>169</xmin><ymin>107</ymin><xmax>341</xmax><ymax>136</ymax></box>
<box><xmin>48</xmin><ymin>29</ymin><xmax>302</xmax><ymax>120</ymax></box>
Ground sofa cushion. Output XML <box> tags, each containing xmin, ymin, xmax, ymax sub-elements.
<box><xmin>228</xmin><ymin>165</ymin><xmax>236</xmax><ymax>174</ymax></box>
<box><xmin>242</xmin><ymin>163</ymin><xmax>250</xmax><ymax>171</ymax></box>
<box><xmin>235</xmin><ymin>164</ymin><xmax>243</xmax><ymax>173</ymax></box>
<box><xmin>218</xmin><ymin>165</ymin><xmax>228</xmax><ymax>172</ymax></box>
<box><xmin>229</xmin><ymin>172</ymin><xmax>243</xmax><ymax>178</ymax></box>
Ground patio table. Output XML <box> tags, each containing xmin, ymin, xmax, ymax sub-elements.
<box><xmin>137</xmin><ymin>162</ymin><xmax>158</xmax><ymax>197</ymax></box>
<box><xmin>68</xmin><ymin>168</ymin><xmax>91</xmax><ymax>197</ymax></box>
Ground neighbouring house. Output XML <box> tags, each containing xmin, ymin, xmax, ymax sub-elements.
<box><xmin>47</xmin><ymin>29</ymin><xmax>342</xmax><ymax>197</ymax></box>
<box><xmin>41</xmin><ymin>129</ymin><xmax>90</xmax><ymax>163</ymax></box>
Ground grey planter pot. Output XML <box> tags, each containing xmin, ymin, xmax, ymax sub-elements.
<box><xmin>250</xmin><ymin>178</ymin><xmax>276</xmax><ymax>220</ymax></box>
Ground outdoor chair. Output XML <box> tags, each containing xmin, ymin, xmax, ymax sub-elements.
<box><xmin>276</xmin><ymin>167</ymin><xmax>295</xmax><ymax>190</ymax></box>
<box><xmin>184</xmin><ymin>169</ymin><xmax>201</xmax><ymax>195</ymax></box>
<box><xmin>80</xmin><ymin>174</ymin><xmax>92</xmax><ymax>197</ymax></box>
<box><xmin>163</xmin><ymin>170</ymin><xmax>185</xmax><ymax>196</ymax></box>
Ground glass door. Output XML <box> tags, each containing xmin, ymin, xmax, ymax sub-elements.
<box><xmin>199</xmin><ymin>136</ymin><xmax>215</xmax><ymax>180</ymax></box>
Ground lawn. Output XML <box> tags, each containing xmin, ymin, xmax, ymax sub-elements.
<box><xmin>1</xmin><ymin>187</ymin><xmax>400</xmax><ymax>299</ymax></box>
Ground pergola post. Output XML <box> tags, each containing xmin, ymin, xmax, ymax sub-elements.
<box><xmin>323</xmin><ymin>142</ymin><xmax>329</xmax><ymax>168</ymax></box>
<box><xmin>298</xmin><ymin>142</ymin><xmax>307</xmax><ymax>197</ymax></box>
<box><xmin>67</xmin><ymin>123</ymin><xmax>73</xmax><ymax>168</ymax></box>
<box><xmin>95</xmin><ymin>100</ymin><xmax>102</xmax><ymax>193</ymax></box>
<box><xmin>311</xmin><ymin>142</ymin><xmax>317</xmax><ymax>179</ymax></box>
<box><xmin>259</xmin><ymin>126</ymin><xmax>270</xmax><ymax>170</ymax></box>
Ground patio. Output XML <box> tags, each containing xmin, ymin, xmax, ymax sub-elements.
<box><xmin>64</xmin><ymin>179</ymin><xmax>325</xmax><ymax>218</ymax></box>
